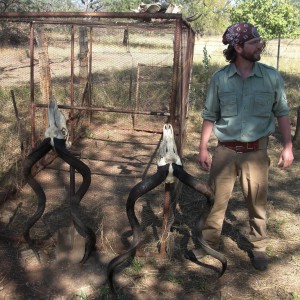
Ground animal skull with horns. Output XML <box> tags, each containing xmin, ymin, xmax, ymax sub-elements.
<box><xmin>44</xmin><ymin>98</ymin><xmax>71</xmax><ymax>148</ymax></box>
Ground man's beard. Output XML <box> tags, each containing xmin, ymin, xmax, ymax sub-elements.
<box><xmin>240</xmin><ymin>50</ymin><xmax>261</xmax><ymax>62</ymax></box>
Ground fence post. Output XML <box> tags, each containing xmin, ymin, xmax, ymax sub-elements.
<box><xmin>277</xmin><ymin>33</ymin><xmax>281</xmax><ymax>70</ymax></box>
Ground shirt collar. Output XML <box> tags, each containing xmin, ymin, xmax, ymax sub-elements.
<box><xmin>228</xmin><ymin>62</ymin><xmax>263</xmax><ymax>78</ymax></box>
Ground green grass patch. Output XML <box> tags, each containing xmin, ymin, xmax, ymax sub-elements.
<box><xmin>166</xmin><ymin>272</ymin><xmax>184</xmax><ymax>285</ymax></box>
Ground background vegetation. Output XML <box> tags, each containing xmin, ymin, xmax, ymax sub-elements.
<box><xmin>1</xmin><ymin>36</ymin><xmax>299</xmax><ymax>299</ymax></box>
<box><xmin>191</xmin><ymin>37</ymin><xmax>300</xmax><ymax>126</ymax></box>
<box><xmin>0</xmin><ymin>3</ymin><xmax>299</xmax><ymax>299</ymax></box>
<box><xmin>0</xmin><ymin>0</ymin><xmax>300</xmax><ymax>37</ymax></box>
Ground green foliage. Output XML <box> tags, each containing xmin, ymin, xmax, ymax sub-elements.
<box><xmin>0</xmin><ymin>0</ymin><xmax>79</xmax><ymax>12</ymax></box>
<box><xmin>290</xmin><ymin>292</ymin><xmax>299</xmax><ymax>300</ymax></box>
<box><xmin>72</xmin><ymin>290</ymin><xmax>89</xmax><ymax>300</ymax></box>
<box><xmin>166</xmin><ymin>272</ymin><xmax>183</xmax><ymax>285</ymax></box>
<box><xmin>192</xmin><ymin>45</ymin><xmax>211</xmax><ymax>107</ymax></box>
<box><xmin>130</xmin><ymin>258</ymin><xmax>143</xmax><ymax>272</ymax></box>
<box><xmin>90</xmin><ymin>0</ymin><xmax>151</xmax><ymax>12</ymax></box>
<box><xmin>174</xmin><ymin>0</ymin><xmax>233</xmax><ymax>34</ymax></box>
<box><xmin>194</xmin><ymin>279</ymin><xmax>207</xmax><ymax>292</ymax></box>
<box><xmin>202</xmin><ymin>45</ymin><xmax>211</xmax><ymax>77</ymax></box>
<box><xmin>0</xmin><ymin>0</ymin><xmax>20</xmax><ymax>12</ymax></box>
<box><xmin>189</xmin><ymin>50</ymin><xmax>221</xmax><ymax>111</ymax></box>
<box><xmin>97</xmin><ymin>286</ymin><xmax>110</xmax><ymax>298</ymax></box>
<box><xmin>230</xmin><ymin>0</ymin><xmax>300</xmax><ymax>38</ymax></box>
<box><xmin>77</xmin><ymin>0</ymin><xmax>233</xmax><ymax>34</ymax></box>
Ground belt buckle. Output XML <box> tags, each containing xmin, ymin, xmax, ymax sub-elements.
<box><xmin>246</xmin><ymin>142</ymin><xmax>254</xmax><ymax>150</ymax></box>
<box><xmin>235</xmin><ymin>145</ymin><xmax>244</xmax><ymax>153</ymax></box>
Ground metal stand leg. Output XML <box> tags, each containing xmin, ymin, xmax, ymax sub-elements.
<box><xmin>160</xmin><ymin>183</ymin><xmax>171</xmax><ymax>258</ymax></box>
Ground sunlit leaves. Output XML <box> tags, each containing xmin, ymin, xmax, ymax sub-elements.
<box><xmin>230</xmin><ymin>0</ymin><xmax>300</xmax><ymax>38</ymax></box>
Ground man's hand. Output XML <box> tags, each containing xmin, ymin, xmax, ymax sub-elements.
<box><xmin>277</xmin><ymin>116</ymin><xmax>294</xmax><ymax>169</ymax></box>
<box><xmin>277</xmin><ymin>146</ymin><xmax>294</xmax><ymax>169</ymax></box>
<box><xmin>198</xmin><ymin>148</ymin><xmax>212</xmax><ymax>172</ymax></box>
<box><xmin>198</xmin><ymin>120</ymin><xmax>214</xmax><ymax>171</ymax></box>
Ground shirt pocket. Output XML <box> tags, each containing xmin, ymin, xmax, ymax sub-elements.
<box><xmin>219</xmin><ymin>92</ymin><xmax>237</xmax><ymax>117</ymax></box>
<box><xmin>253</xmin><ymin>92</ymin><xmax>274</xmax><ymax>117</ymax></box>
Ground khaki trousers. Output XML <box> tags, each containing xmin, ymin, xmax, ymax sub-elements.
<box><xmin>202</xmin><ymin>145</ymin><xmax>270</xmax><ymax>252</ymax></box>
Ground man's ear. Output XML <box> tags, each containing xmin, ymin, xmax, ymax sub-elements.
<box><xmin>234</xmin><ymin>44</ymin><xmax>243</xmax><ymax>54</ymax></box>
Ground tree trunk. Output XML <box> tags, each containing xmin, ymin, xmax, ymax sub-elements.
<box><xmin>35</xmin><ymin>26</ymin><xmax>53</xmax><ymax>104</ymax></box>
<box><xmin>35</xmin><ymin>26</ymin><xmax>53</xmax><ymax>129</ymax></box>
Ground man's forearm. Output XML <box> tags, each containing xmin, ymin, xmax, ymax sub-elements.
<box><xmin>277</xmin><ymin>115</ymin><xmax>293</xmax><ymax>148</ymax></box>
<box><xmin>199</xmin><ymin>120</ymin><xmax>214</xmax><ymax>150</ymax></box>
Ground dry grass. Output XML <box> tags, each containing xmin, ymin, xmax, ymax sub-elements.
<box><xmin>0</xmin><ymin>35</ymin><xmax>299</xmax><ymax>299</ymax></box>
<box><xmin>0</xmin><ymin>111</ymin><xmax>299</xmax><ymax>299</ymax></box>
<box><xmin>194</xmin><ymin>36</ymin><xmax>300</xmax><ymax>68</ymax></box>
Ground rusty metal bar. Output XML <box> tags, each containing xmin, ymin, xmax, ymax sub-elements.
<box><xmin>179</xmin><ymin>27</ymin><xmax>195</xmax><ymax>156</ymax></box>
<box><xmin>177</xmin><ymin>20</ymin><xmax>183</xmax><ymax>157</ymax></box>
<box><xmin>7</xmin><ymin>19</ymin><xmax>177</xmax><ymax>32</ymax></box>
<box><xmin>0</xmin><ymin>12</ymin><xmax>183</xmax><ymax>20</ymax></box>
<box><xmin>88</xmin><ymin>27</ymin><xmax>93</xmax><ymax>128</ymax></box>
<box><xmin>169</xmin><ymin>18</ymin><xmax>181</xmax><ymax>127</ymax></box>
<box><xmin>187</xmin><ymin>28</ymin><xmax>195</xmax><ymax>112</ymax></box>
<box><xmin>30</xmin><ymin>22</ymin><xmax>36</xmax><ymax>149</ymax></box>
<box><xmin>34</xmin><ymin>103</ymin><xmax>170</xmax><ymax>116</ymax></box>
<box><xmin>133</xmin><ymin>64</ymin><xmax>141</xmax><ymax>128</ymax></box>
<box><xmin>160</xmin><ymin>19</ymin><xmax>183</xmax><ymax>260</ymax></box>
<box><xmin>183</xmin><ymin>28</ymin><xmax>195</xmax><ymax>145</ymax></box>
<box><xmin>160</xmin><ymin>183</ymin><xmax>172</xmax><ymax>258</ymax></box>
<box><xmin>70</xmin><ymin>25</ymin><xmax>75</xmax><ymax>144</ymax></box>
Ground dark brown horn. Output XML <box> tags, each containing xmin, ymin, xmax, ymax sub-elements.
<box><xmin>53</xmin><ymin>138</ymin><xmax>95</xmax><ymax>264</ymax></box>
<box><xmin>172</xmin><ymin>163</ymin><xmax>227</xmax><ymax>276</ymax></box>
<box><xmin>186</xmin><ymin>13</ymin><xmax>202</xmax><ymax>22</ymax></box>
<box><xmin>107</xmin><ymin>164</ymin><xmax>170</xmax><ymax>293</ymax></box>
<box><xmin>23</xmin><ymin>138</ymin><xmax>52</xmax><ymax>260</ymax></box>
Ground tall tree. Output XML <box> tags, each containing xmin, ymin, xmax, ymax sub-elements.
<box><xmin>174</xmin><ymin>0</ymin><xmax>233</xmax><ymax>34</ymax></box>
<box><xmin>0</xmin><ymin>0</ymin><xmax>21</xmax><ymax>12</ymax></box>
<box><xmin>0</xmin><ymin>0</ymin><xmax>78</xmax><ymax>12</ymax></box>
<box><xmin>230</xmin><ymin>0</ymin><xmax>300</xmax><ymax>38</ymax></box>
<box><xmin>98</xmin><ymin>0</ymin><xmax>234</xmax><ymax>34</ymax></box>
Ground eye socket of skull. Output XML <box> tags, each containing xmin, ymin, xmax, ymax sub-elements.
<box><xmin>61</xmin><ymin>128</ymin><xmax>67</xmax><ymax>136</ymax></box>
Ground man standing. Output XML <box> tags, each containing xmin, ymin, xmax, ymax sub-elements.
<box><xmin>190</xmin><ymin>23</ymin><xmax>294</xmax><ymax>271</ymax></box>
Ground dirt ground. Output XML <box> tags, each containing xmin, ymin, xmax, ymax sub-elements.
<box><xmin>0</xmin><ymin>113</ymin><xmax>299</xmax><ymax>300</ymax></box>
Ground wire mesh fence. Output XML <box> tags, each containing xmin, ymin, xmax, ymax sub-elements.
<box><xmin>0</xmin><ymin>12</ymin><xmax>195</xmax><ymax>203</ymax></box>
<box><xmin>194</xmin><ymin>36</ymin><xmax>300</xmax><ymax>75</ymax></box>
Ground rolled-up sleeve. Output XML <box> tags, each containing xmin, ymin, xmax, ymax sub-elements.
<box><xmin>272</xmin><ymin>73</ymin><xmax>290</xmax><ymax>117</ymax></box>
<box><xmin>201</xmin><ymin>75</ymin><xmax>220</xmax><ymax>122</ymax></box>
<box><xmin>199</xmin><ymin>62</ymin><xmax>291</xmax><ymax>142</ymax></box>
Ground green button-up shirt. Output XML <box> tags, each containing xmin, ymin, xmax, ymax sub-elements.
<box><xmin>202</xmin><ymin>62</ymin><xmax>290</xmax><ymax>142</ymax></box>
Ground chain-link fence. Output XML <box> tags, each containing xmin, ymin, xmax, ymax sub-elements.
<box><xmin>191</xmin><ymin>36</ymin><xmax>300</xmax><ymax>111</ymax></box>
<box><xmin>194</xmin><ymin>36</ymin><xmax>300</xmax><ymax>74</ymax></box>
<box><xmin>0</xmin><ymin>12</ymin><xmax>195</xmax><ymax>203</ymax></box>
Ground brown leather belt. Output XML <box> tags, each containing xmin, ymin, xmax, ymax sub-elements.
<box><xmin>218</xmin><ymin>140</ymin><xmax>261</xmax><ymax>153</ymax></box>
